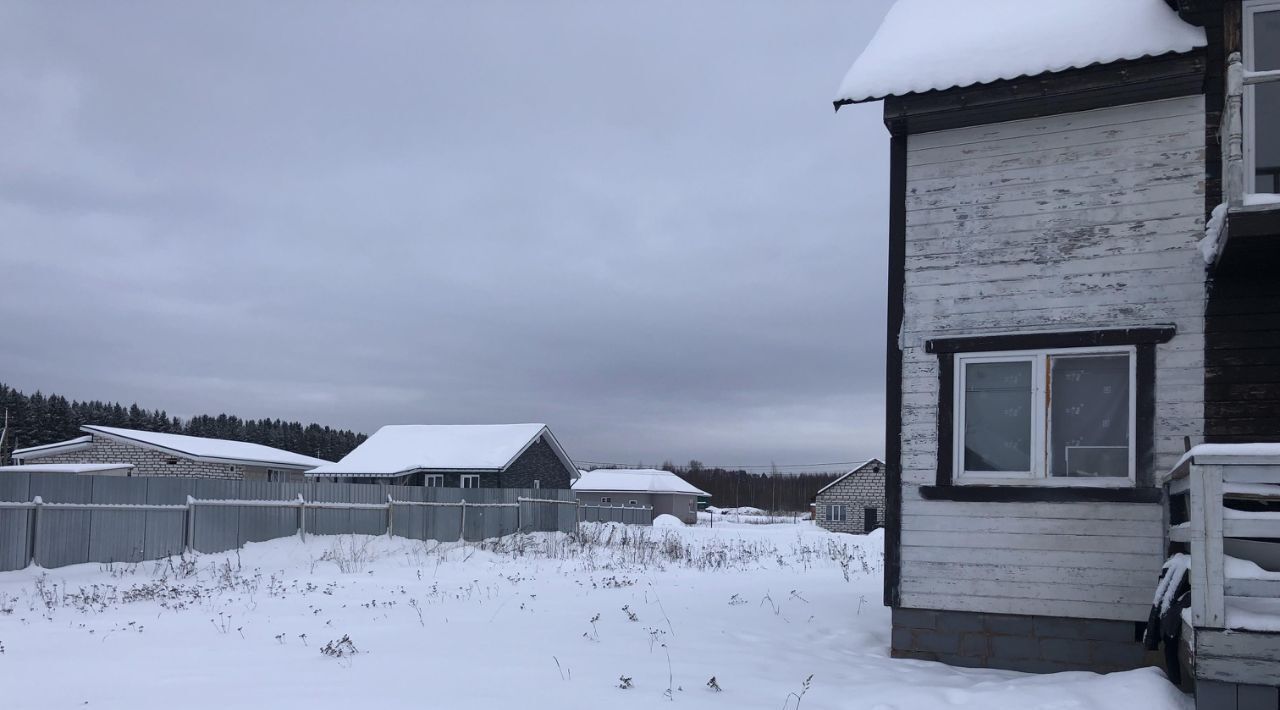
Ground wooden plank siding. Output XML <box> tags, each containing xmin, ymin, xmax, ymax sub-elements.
<box><xmin>898</xmin><ymin>95</ymin><xmax>1207</xmax><ymax>622</ymax></box>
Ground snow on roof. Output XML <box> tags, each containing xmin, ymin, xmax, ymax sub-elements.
<box><xmin>12</xmin><ymin>435</ymin><xmax>92</xmax><ymax>458</ymax></box>
<box><xmin>834</xmin><ymin>0</ymin><xmax>1205</xmax><ymax>104</ymax></box>
<box><xmin>815</xmin><ymin>458</ymin><xmax>885</xmax><ymax>497</ymax></box>
<box><xmin>572</xmin><ymin>469</ymin><xmax>709</xmax><ymax>497</ymax></box>
<box><xmin>81</xmin><ymin>425</ymin><xmax>331</xmax><ymax>469</ymax></box>
<box><xmin>0</xmin><ymin>463</ymin><xmax>134</xmax><ymax>474</ymax></box>
<box><xmin>307</xmin><ymin>424</ymin><xmax>570</xmax><ymax>477</ymax></box>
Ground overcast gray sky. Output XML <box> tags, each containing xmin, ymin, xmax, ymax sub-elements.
<box><xmin>0</xmin><ymin>1</ymin><xmax>893</xmax><ymax>470</ymax></box>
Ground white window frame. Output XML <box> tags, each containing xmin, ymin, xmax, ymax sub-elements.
<box><xmin>600</xmin><ymin>496</ymin><xmax>612</xmax><ymax>504</ymax></box>
<box><xmin>953</xmin><ymin>346</ymin><xmax>1137</xmax><ymax>487</ymax></box>
<box><xmin>423</xmin><ymin>474</ymin><xmax>443</xmax><ymax>488</ymax></box>
<box><xmin>1245</xmin><ymin>0</ymin><xmax>1280</xmax><ymax>197</ymax></box>
<box><xmin>460</xmin><ymin>474</ymin><xmax>480</xmax><ymax>489</ymax></box>
<box><xmin>827</xmin><ymin>504</ymin><xmax>847</xmax><ymax>522</ymax></box>
<box><xmin>628</xmin><ymin>499</ymin><xmax>638</xmax><ymax>506</ymax></box>
<box><xmin>266</xmin><ymin>468</ymin><xmax>286</xmax><ymax>482</ymax></box>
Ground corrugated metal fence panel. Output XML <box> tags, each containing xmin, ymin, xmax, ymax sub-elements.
<box><xmin>0</xmin><ymin>473</ymin><xmax>31</xmax><ymax>571</ymax></box>
<box><xmin>88</xmin><ymin>477</ymin><xmax>150</xmax><ymax>563</ymax></box>
<box><xmin>0</xmin><ymin>471</ymin><xmax>30</xmax><ymax>502</ymax></box>
<box><xmin>0</xmin><ymin>509</ymin><xmax>30</xmax><ymax>571</ymax></box>
<box><xmin>192</xmin><ymin>480</ymin><xmax>241</xmax><ymax>553</ymax></box>
<box><xmin>145</xmin><ymin>477</ymin><xmax>200</xmax><ymax>505</ymax></box>
<box><xmin>347</xmin><ymin>484</ymin><xmax>390</xmax><ymax>536</ymax></box>
<box><xmin>144</xmin><ymin>478</ymin><xmax>196</xmax><ymax>559</ymax></box>
<box><xmin>35</xmin><ymin>508</ymin><xmax>91</xmax><ymax>568</ymax></box>
<box><xmin>391</xmin><ymin>503</ymin><xmax>427</xmax><ymax>540</ymax></box>
<box><xmin>309</xmin><ymin>482</ymin><xmax>354</xmax><ymax>536</ymax></box>
<box><xmin>237</xmin><ymin>482</ymin><xmax>302</xmax><ymax>544</ymax></box>
<box><xmin>29</xmin><ymin>472</ymin><xmax>93</xmax><ymax>503</ymax></box>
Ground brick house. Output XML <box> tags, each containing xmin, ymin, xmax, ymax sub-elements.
<box><xmin>11</xmin><ymin>425</ymin><xmax>330</xmax><ymax>480</ymax></box>
<box><xmin>305</xmin><ymin>424</ymin><xmax>577</xmax><ymax>489</ymax></box>
<box><xmin>813</xmin><ymin>459</ymin><xmax>885</xmax><ymax>534</ymax></box>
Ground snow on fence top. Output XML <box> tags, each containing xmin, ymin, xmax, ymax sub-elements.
<box><xmin>834</xmin><ymin>0</ymin><xmax>1205</xmax><ymax>104</ymax></box>
<box><xmin>307</xmin><ymin>423</ymin><xmax>567</xmax><ymax>476</ymax></box>
<box><xmin>572</xmin><ymin>468</ymin><xmax>709</xmax><ymax>496</ymax></box>
<box><xmin>79</xmin><ymin>425</ymin><xmax>331</xmax><ymax>469</ymax></box>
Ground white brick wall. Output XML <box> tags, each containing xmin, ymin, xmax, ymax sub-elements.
<box><xmin>20</xmin><ymin>435</ymin><xmax>242</xmax><ymax>479</ymax></box>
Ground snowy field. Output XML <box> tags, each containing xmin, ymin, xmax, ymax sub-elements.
<box><xmin>0</xmin><ymin>522</ymin><xmax>1190</xmax><ymax>710</ymax></box>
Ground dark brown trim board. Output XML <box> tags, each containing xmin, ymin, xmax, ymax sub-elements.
<box><xmin>883</xmin><ymin>133</ymin><xmax>907</xmax><ymax>608</ymax></box>
<box><xmin>873</xmin><ymin>52</ymin><xmax>1206</xmax><ymax>135</ymax></box>
<box><xmin>918</xmin><ymin>486</ymin><xmax>1163</xmax><ymax>504</ymax></box>
<box><xmin>926</xmin><ymin>327</ymin><xmax>1176</xmax><ymax>354</ymax></box>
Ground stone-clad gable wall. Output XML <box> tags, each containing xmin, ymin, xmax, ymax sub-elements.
<box><xmin>501</xmin><ymin>437</ymin><xmax>573</xmax><ymax>489</ymax></box>
<box><xmin>815</xmin><ymin>464</ymin><xmax>885</xmax><ymax>534</ymax></box>
<box><xmin>21</xmin><ymin>436</ymin><xmax>241</xmax><ymax>479</ymax></box>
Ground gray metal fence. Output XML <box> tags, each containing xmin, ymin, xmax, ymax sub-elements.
<box><xmin>579</xmin><ymin>504</ymin><xmax>652</xmax><ymax>525</ymax></box>
<box><xmin>0</xmin><ymin>472</ymin><xmax>577</xmax><ymax>571</ymax></box>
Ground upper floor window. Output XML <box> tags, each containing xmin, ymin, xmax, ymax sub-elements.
<box><xmin>955</xmin><ymin>348</ymin><xmax>1134</xmax><ymax>486</ymax></box>
<box><xmin>460</xmin><ymin>474</ymin><xmax>479</xmax><ymax>489</ymax></box>
<box><xmin>1246</xmin><ymin>1</ymin><xmax>1280</xmax><ymax>195</ymax></box>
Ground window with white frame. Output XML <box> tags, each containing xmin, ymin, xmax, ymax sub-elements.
<box><xmin>1246</xmin><ymin>1</ymin><xmax>1280</xmax><ymax>195</ymax></box>
<box><xmin>827</xmin><ymin>504</ymin><xmax>847</xmax><ymax>522</ymax></box>
<box><xmin>460</xmin><ymin>474</ymin><xmax>479</xmax><ymax>489</ymax></box>
<box><xmin>628</xmin><ymin>500</ymin><xmax>638</xmax><ymax>506</ymax></box>
<box><xmin>601</xmin><ymin>496</ymin><xmax>612</xmax><ymax>504</ymax></box>
<box><xmin>266</xmin><ymin>468</ymin><xmax>286</xmax><ymax>482</ymax></box>
<box><xmin>423</xmin><ymin>474</ymin><xmax>443</xmax><ymax>487</ymax></box>
<box><xmin>955</xmin><ymin>348</ymin><xmax>1134</xmax><ymax>485</ymax></box>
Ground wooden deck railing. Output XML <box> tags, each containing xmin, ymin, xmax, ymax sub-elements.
<box><xmin>1163</xmin><ymin>447</ymin><xmax>1280</xmax><ymax>629</ymax></box>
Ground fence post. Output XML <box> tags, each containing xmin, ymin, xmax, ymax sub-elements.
<box><xmin>386</xmin><ymin>494</ymin><xmax>394</xmax><ymax>538</ymax></box>
<box><xmin>459</xmin><ymin>499</ymin><xmax>466</xmax><ymax>542</ymax></box>
<box><xmin>27</xmin><ymin>496</ymin><xmax>43</xmax><ymax>567</ymax></box>
<box><xmin>516</xmin><ymin>498</ymin><xmax>522</xmax><ymax>533</ymax></box>
<box><xmin>184</xmin><ymin>496</ymin><xmax>196</xmax><ymax>552</ymax></box>
<box><xmin>297</xmin><ymin>494</ymin><xmax>307</xmax><ymax>542</ymax></box>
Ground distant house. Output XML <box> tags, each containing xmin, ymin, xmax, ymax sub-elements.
<box><xmin>572</xmin><ymin>468</ymin><xmax>708</xmax><ymax>524</ymax></box>
<box><xmin>813</xmin><ymin>459</ymin><xmax>884</xmax><ymax>534</ymax></box>
<box><xmin>305</xmin><ymin>424</ymin><xmax>577</xmax><ymax>489</ymax></box>
<box><xmin>11</xmin><ymin>425</ymin><xmax>330</xmax><ymax>480</ymax></box>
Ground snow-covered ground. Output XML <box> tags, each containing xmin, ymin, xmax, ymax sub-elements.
<box><xmin>0</xmin><ymin>522</ymin><xmax>1189</xmax><ymax>710</ymax></box>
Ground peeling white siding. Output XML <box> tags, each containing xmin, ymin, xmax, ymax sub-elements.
<box><xmin>899</xmin><ymin>95</ymin><xmax>1206</xmax><ymax>621</ymax></box>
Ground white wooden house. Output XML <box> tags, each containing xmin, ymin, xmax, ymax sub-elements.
<box><xmin>836</xmin><ymin>0</ymin><xmax>1280</xmax><ymax>702</ymax></box>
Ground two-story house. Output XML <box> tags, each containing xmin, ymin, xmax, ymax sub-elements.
<box><xmin>835</xmin><ymin>0</ymin><xmax>1279</xmax><ymax>701</ymax></box>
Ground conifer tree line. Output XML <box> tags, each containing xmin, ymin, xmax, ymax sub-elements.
<box><xmin>658</xmin><ymin>461</ymin><xmax>843</xmax><ymax>512</ymax></box>
<box><xmin>0</xmin><ymin>383</ymin><xmax>367</xmax><ymax>464</ymax></box>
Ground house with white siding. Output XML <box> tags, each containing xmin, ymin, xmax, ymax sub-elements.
<box><xmin>836</xmin><ymin>0</ymin><xmax>1280</xmax><ymax>703</ymax></box>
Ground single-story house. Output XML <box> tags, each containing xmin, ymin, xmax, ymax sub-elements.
<box><xmin>572</xmin><ymin>468</ymin><xmax>709</xmax><ymax>524</ymax></box>
<box><xmin>305</xmin><ymin>423</ymin><xmax>577</xmax><ymax>489</ymax></box>
<box><xmin>813</xmin><ymin>459</ymin><xmax>885</xmax><ymax>534</ymax></box>
<box><xmin>11</xmin><ymin>425</ymin><xmax>330</xmax><ymax>481</ymax></box>
<box><xmin>0</xmin><ymin>463</ymin><xmax>135</xmax><ymax>477</ymax></box>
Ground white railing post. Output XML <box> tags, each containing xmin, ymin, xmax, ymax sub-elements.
<box><xmin>1224</xmin><ymin>51</ymin><xmax>1245</xmax><ymax>209</ymax></box>
<box><xmin>1189</xmin><ymin>463</ymin><xmax>1226</xmax><ymax>628</ymax></box>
